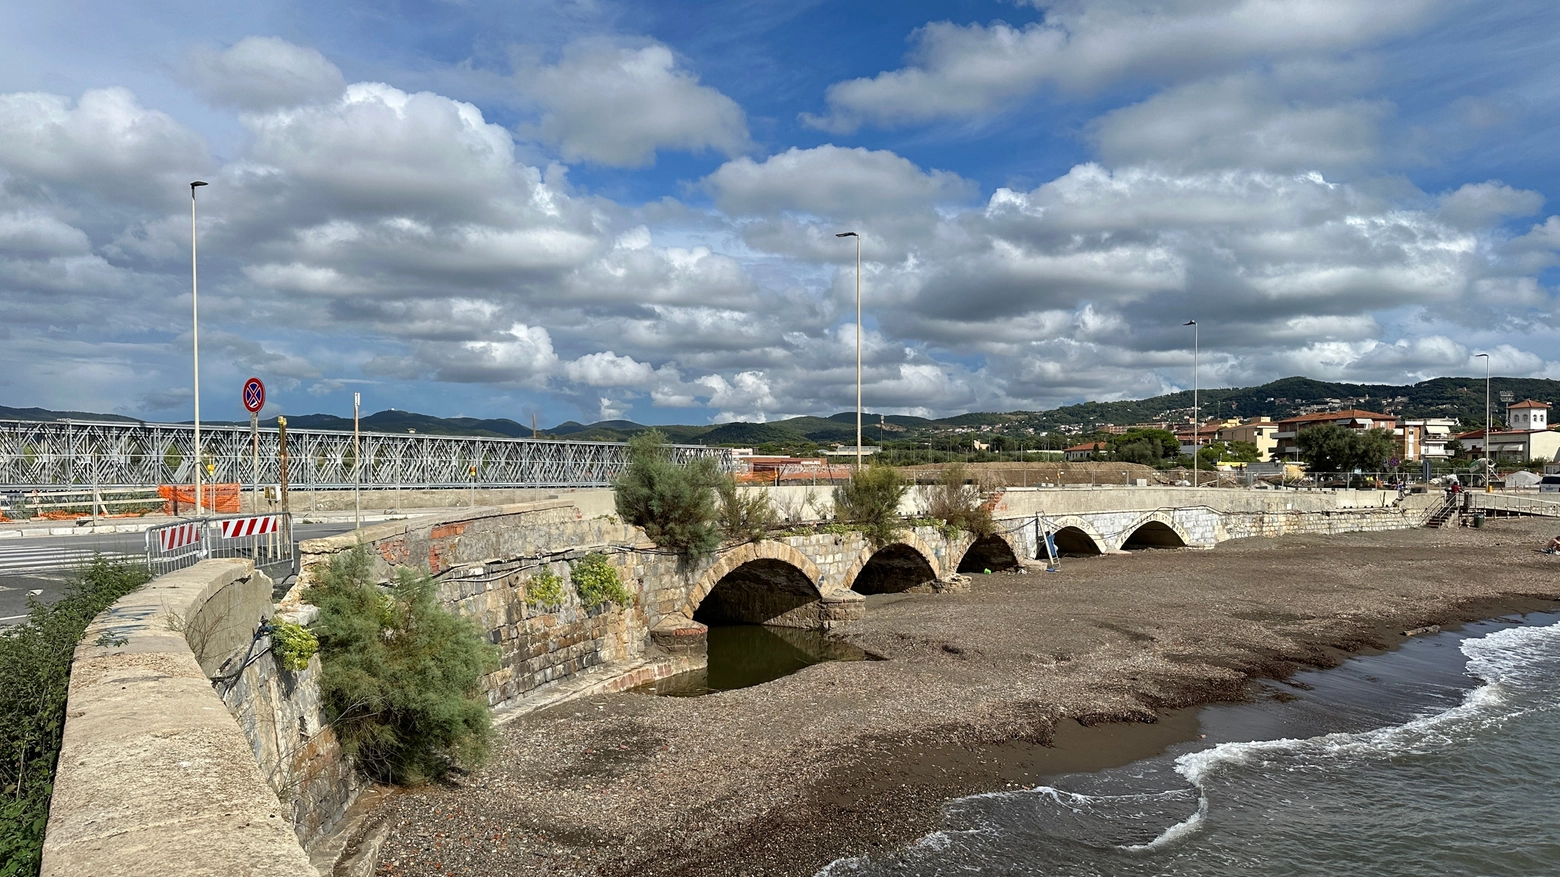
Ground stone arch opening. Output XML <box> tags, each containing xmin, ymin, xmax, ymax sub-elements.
<box><xmin>957</xmin><ymin>534</ymin><xmax>1021</xmax><ymax>573</ymax></box>
<box><xmin>1121</xmin><ymin>521</ymin><xmax>1187</xmax><ymax>550</ymax></box>
<box><xmin>852</xmin><ymin>544</ymin><xmax>938</xmax><ymax>594</ymax></box>
<box><xmin>693</xmin><ymin>559</ymin><xmax>822</xmax><ymax>628</ymax></box>
<box><xmin>1051</xmin><ymin>526</ymin><xmax>1103</xmax><ymax>556</ymax></box>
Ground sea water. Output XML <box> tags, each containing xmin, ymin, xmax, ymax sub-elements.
<box><xmin>820</xmin><ymin>612</ymin><xmax>1560</xmax><ymax>876</ymax></box>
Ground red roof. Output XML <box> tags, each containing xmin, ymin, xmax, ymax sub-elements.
<box><xmin>1064</xmin><ymin>442</ymin><xmax>1103</xmax><ymax>452</ymax></box>
<box><xmin>1277</xmin><ymin>409</ymin><xmax>1395</xmax><ymax>426</ymax></box>
<box><xmin>1507</xmin><ymin>399</ymin><xmax>1551</xmax><ymax>410</ymax></box>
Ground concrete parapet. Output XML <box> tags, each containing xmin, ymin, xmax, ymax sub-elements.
<box><xmin>42</xmin><ymin>559</ymin><xmax>317</xmax><ymax>877</ymax></box>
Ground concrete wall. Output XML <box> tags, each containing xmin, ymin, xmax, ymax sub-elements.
<box><xmin>43</xmin><ymin>560</ymin><xmax>317</xmax><ymax>877</ymax></box>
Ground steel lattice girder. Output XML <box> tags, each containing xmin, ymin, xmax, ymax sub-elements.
<box><xmin>0</xmin><ymin>419</ymin><xmax>731</xmax><ymax>489</ymax></box>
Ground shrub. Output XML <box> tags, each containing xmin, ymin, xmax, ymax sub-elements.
<box><xmin>269</xmin><ymin>618</ymin><xmax>318</xmax><ymax>671</ymax></box>
<box><xmin>715</xmin><ymin>476</ymin><xmax>777</xmax><ymax>543</ymax></box>
<box><xmin>833</xmin><ymin>462</ymin><xmax>908</xmax><ymax>547</ymax></box>
<box><xmin>923</xmin><ymin>463</ymin><xmax>996</xmax><ymax>537</ymax></box>
<box><xmin>613</xmin><ymin>429</ymin><xmax>724</xmax><ymax>558</ymax></box>
<box><xmin>571</xmin><ymin>553</ymin><xmax>634</xmax><ymax>609</ymax></box>
<box><xmin>526</xmin><ymin>568</ymin><xmax>564</xmax><ymax>611</ymax></box>
<box><xmin>304</xmin><ymin>545</ymin><xmax>498</xmax><ymax>785</ymax></box>
<box><xmin>0</xmin><ymin>557</ymin><xmax>151</xmax><ymax>877</ymax></box>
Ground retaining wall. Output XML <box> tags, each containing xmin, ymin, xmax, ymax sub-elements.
<box><xmin>42</xmin><ymin>560</ymin><xmax>318</xmax><ymax>877</ymax></box>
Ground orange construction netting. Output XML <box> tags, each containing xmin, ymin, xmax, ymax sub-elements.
<box><xmin>158</xmin><ymin>483</ymin><xmax>241</xmax><ymax>514</ymax></box>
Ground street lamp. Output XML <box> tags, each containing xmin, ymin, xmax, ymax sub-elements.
<box><xmin>836</xmin><ymin>231</ymin><xmax>862</xmax><ymax>470</ymax></box>
<box><xmin>1185</xmin><ymin>320</ymin><xmax>1198</xmax><ymax>489</ymax></box>
<box><xmin>1476</xmin><ymin>352</ymin><xmax>1490</xmax><ymax>491</ymax></box>
<box><xmin>190</xmin><ymin>181</ymin><xmax>208</xmax><ymax>515</ymax></box>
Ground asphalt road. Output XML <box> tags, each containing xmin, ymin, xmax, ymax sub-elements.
<box><xmin>0</xmin><ymin>521</ymin><xmax>357</xmax><ymax>626</ymax></box>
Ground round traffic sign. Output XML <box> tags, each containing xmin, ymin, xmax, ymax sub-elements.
<box><xmin>242</xmin><ymin>377</ymin><xmax>266</xmax><ymax>413</ymax></box>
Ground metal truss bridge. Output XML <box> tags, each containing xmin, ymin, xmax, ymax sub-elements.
<box><xmin>0</xmin><ymin>419</ymin><xmax>730</xmax><ymax>490</ymax></box>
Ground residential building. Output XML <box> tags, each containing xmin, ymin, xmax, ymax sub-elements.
<box><xmin>1272</xmin><ymin>409</ymin><xmax>1397</xmax><ymax>460</ymax></box>
<box><xmin>1064</xmin><ymin>441</ymin><xmax>1104</xmax><ymax>462</ymax></box>
<box><xmin>1399</xmin><ymin>418</ymin><xmax>1458</xmax><ymax>458</ymax></box>
<box><xmin>1458</xmin><ymin>399</ymin><xmax>1559</xmax><ymax>463</ymax></box>
<box><xmin>1217</xmin><ymin>416</ymin><xmax>1278</xmax><ymax>461</ymax></box>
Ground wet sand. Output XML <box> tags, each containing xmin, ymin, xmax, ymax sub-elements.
<box><xmin>373</xmin><ymin>518</ymin><xmax>1560</xmax><ymax>877</ymax></box>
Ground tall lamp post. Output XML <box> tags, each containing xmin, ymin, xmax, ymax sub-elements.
<box><xmin>836</xmin><ymin>231</ymin><xmax>862</xmax><ymax>470</ymax></box>
<box><xmin>190</xmin><ymin>181</ymin><xmax>208</xmax><ymax>515</ymax></box>
<box><xmin>1476</xmin><ymin>352</ymin><xmax>1490</xmax><ymax>491</ymax></box>
<box><xmin>1185</xmin><ymin>320</ymin><xmax>1198</xmax><ymax>488</ymax></box>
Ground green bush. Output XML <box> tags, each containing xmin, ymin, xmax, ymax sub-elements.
<box><xmin>0</xmin><ymin>557</ymin><xmax>151</xmax><ymax>877</ymax></box>
<box><xmin>613</xmin><ymin>428</ymin><xmax>724</xmax><ymax>558</ymax></box>
<box><xmin>571</xmin><ymin>553</ymin><xmax>634</xmax><ymax>609</ymax></box>
<box><xmin>304</xmin><ymin>545</ymin><xmax>498</xmax><ymax>785</ymax></box>
<box><xmin>833</xmin><ymin>462</ymin><xmax>908</xmax><ymax>547</ymax></box>
<box><xmin>715</xmin><ymin>476</ymin><xmax>776</xmax><ymax>543</ymax></box>
<box><xmin>922</xmin><ymin>463</ymin><xmax>996</xmax><ymax>537</ymax></box>
<box><xmin>526</xmin><ymin>568</ymin><xmax>564</xmax><ymax>611</ymax></box>
<box><xmin>269</xmin><ymin>618</ymin><xmax>318</xmax><ymax>671</ymax></box>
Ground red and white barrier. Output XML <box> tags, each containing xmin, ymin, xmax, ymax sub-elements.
<box><xmin>218</xmin><ymin>515</ymin><xmax>278</xmax><ymax>539</ymax></box>
<box><xmin>157</xmin><ymin>522</ymin><xmax>201</xmax><ymax>552</ymax></box>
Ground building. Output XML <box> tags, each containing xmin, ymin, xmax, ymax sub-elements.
<box><xmin>1508</xmin><ymin>400</ymin><xmax>1550</xmax><ymax>431</ymax></box>
<box><xmin>1398</xmin><ymin>418</ymin><xmax>1458</xmax><ymax>458</ymax></box>
<box><xmin>1272</xmin><ymin>409</ymin><xmax>1397</xmax><ymax>460</ymax></box>
<box><xmin>1064</xmin><ymin>441</ymin><xmax>1104</xmax><ymax>462</ymax></box>
<box><xmin>1458</xmin><ymin>399</ymin><xmax>1559</xmax><ymax>463</ymax></box>
<box><xmin>1217</xmin><ymin>417</ymin><xmax>1278</xmax><ymax>461</ymax></box>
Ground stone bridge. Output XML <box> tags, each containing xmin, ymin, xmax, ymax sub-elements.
<box><xmin>290</xmin><ymin>502</ymin><xmax>1048</xmax><ymax>708</ymax></box>
<box><xmin>287</xmin><ymin>489</ymin><xmax>1434</xmax><ymax>712</ymax></box>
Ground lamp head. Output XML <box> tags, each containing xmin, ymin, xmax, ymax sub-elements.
<box><xmin>835</xmin><ymin>231</ymin><xmax>858</xmax><ymax>238</ymax></box>
<box><xmin>1184</xmin><ymin>320</ymin><xmax>1197</xmax><ymax>326</ymax></box>
<box><xmin>190</xmin><ymin>181</ymin><xmax>208</xmax><ymax>189</ymax></box>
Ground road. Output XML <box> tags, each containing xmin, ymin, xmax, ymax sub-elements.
<box><xmin>0</xmin><ymin>521</ymin><xmax>358</xmax><ymax>626</ymax></box>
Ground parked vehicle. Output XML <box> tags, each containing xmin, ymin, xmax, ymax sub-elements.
<box><xmin>1540</xmin><ymin>475</ymin><xmax>1560</xmax><ymax>494</ymax></box>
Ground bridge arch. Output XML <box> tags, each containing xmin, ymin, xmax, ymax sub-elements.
<box><xmin>842</xmin><ymin>534</ymin><xmax>943</xmax><ymax>595</ymax></box>
<box><xmin>1044</xmin><ymin>516</ymin><xmax>1110</xmax><ymax>557</ymax></box>
<box><xmin>1120</xmin><ymin>512</ymin><xmax>1191</xmax><ymax>550</ymax></box>
<box><xmin>685</xmin><ymin>542</ymin><xmax>823</xmax><ymax>627</ymax></box>
<box><xmin>1051</xmin><ymin>526</ymin><xmax>1103</xmax><ymax>556</ymax></box>
<box><xmin>957</xmin><ymin>532</ymin><xmax>1023</xmax><ymax>573</ymax></box>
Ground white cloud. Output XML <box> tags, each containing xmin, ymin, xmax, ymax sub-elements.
<box><xmin>519</xmin><ymin>39</ymin><xmax>749</xmax><ymax>167</ymax></box>
<box><xmin>704</xmin><ymin>146</ymin><xmax>976</xmax><ymax>218</ymax></box>
<box><xmin>564</xmin><ymin>351</ymin><xmax>656</xmax><ymax>387</ymax></box>
<box><xmin>1090</xmin><ymin>73</ymin><xmax>1389</xmax><ymax>171</ymax></box>
<box><xmin>186</xmin><ymin>37</ymin><xmax>345</xmax><ymax>112</ymax></box>
<box><xmin>806</xmin><ymin>0</ymin><xmax>1443</xmax><ymax>131</ymax></box>
<box><xmin>0</xmin><ymin>88</ymin><xmax>209</xmax><ymax>204</ymax></box>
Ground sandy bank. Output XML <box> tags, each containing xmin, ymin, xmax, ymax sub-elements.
<box><xmin>372</xmin><ymin>518</ymin><xmax>1560</xmax><ymax>877</ymax></box>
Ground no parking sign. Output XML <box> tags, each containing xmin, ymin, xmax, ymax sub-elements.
<box><xmin>242</xmin><ymin>377</ymin><xmax>265</xmax><ymax>414</ymax></box>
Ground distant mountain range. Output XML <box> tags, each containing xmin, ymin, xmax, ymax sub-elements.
<box><xmin>5</xmin><ymin>375</ymin><xmax>1558</xmax><ymax>445</ymax></box>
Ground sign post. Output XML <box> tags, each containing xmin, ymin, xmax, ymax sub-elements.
<box><xmin>243</xmin><ymin>378</ymin><xmax>265</xmax><ymax>514</ymax></box>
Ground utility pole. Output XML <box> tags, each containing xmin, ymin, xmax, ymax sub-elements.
<box><xmin>1185</xmin><ymin>319</ymin><xmax>1199</xmax><ymax>489</ymax></box>
<box><xmin>190</xmin><ymin>180</ymin><xmax>208</xmax><ymax>515</ymax></box>
<box><xmin>353</xmin><ymin>392</ymin><xmax>362</xmax><ymax>529</ymax></box>
<box><xmin>277</xmin><ymin>416</ymin><xmax>290</xmax><ymax>514</ymax></box>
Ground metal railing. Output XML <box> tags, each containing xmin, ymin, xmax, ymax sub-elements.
<box><xmin>144</xmin><ymin>513</ymin><xmax>295</xmax><ymax>580</ymax></box>
<box><xmin>0</xmin><ymin>419</ymin><xmax>731</xmax><ymax>490</ymax></box>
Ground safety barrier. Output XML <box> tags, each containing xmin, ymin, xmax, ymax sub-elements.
<box><xmin>145</xmin><ymin>513</ymin><xmax>295</xmax><ymax>580</ymax></box>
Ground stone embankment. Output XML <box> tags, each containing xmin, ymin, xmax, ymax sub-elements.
<box><xmin>39</xmin><ymin>487</ymin><xmax>1454</xmax><ymax>877</ymax></box>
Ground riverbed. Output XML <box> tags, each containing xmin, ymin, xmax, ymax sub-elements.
<box><xmin>371</xmin><ymin>518</ymin><xmax>1560</xmax><ymax>877</ymax></box>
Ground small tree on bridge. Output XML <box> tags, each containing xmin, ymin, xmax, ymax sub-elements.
<box><xmin>613</xmin><ymin>429</ymin><xmax>724</xmax><ymax>559</ymax></box>
<box><xmin>834</xmin><ymin>461</ymin><xmax>908</xmax><ymax>547</ymax></box>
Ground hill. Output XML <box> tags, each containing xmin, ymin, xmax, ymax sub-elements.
<box><xmin>5</xmin><ymin>374</ymin><xmax>1558</xmax><ymax>444</ymax></box>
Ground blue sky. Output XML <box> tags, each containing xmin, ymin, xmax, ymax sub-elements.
<box><xmin>1</xmin><ymin>0</ymin><xmax>1558</xmax><ymax>427</ymax></box>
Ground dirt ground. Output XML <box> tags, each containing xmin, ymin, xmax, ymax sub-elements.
<box><xmin>372</xmin><ymin>518</ymin><xmax>1560</xmax><ymax>877</ymax></box>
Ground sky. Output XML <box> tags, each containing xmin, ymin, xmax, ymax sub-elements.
<box><xmin>1</xmin><ymin>0</ymin><xmax>1558</xmax><ymax>427</ymax></box>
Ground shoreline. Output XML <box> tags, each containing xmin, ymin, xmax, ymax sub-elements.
<box><xmin>372</xmin><ymin>520</ymin><xmax>1560</xmax><ymax>877</ymax></box>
